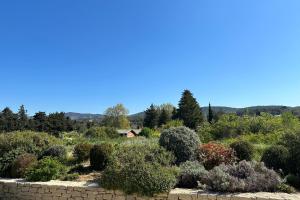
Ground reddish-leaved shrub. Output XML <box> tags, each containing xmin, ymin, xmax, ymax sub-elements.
<box><xmin>197</xmin><ymin>143</ymin><xmax>236</xmax><ymax>170</ymax></box>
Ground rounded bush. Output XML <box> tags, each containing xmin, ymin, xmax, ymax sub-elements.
<box><xmin>230</xmin><ymin>141</ymin><xmax>254</xmax><ymax>161</ymax></box>
<box><xmin>73</xmin><ymin>143</ymin><xmax>93</xmax><ymax>162</ymax></box>
<box><xmin>159</xmin><ymin>126</ymin><xmax>200</xmax><ymax>164</ymax></box>
<box><xmin>25</xmin><ymin>157</ymin><xmax>67</xmax><ymax>182</ymax></box>
<box><xmin>85</xmin><ymin>127</ymin><xmax>119</xmax><ymax>139</ymax></box>
<box><xmin>10</xmin><ymin>153</ymin><xmax>37</xmax><ymax>178</ymax></box>
<box><xmin>177</xmin><ymin>161</ymin><xmax>208</xmax><ymax>188</ymax></box>
<box><xmin>41</xmin><ymin>145</ymin><xmax>67</xmax><ymax>161</ymax></box>
<box><xmin>100</xmin><ymin>141</ymin><xmax>178</xmax><ymax>196</ymax></box>
<box><xmin>261</xmin><ymin>145</ymin><xmax>289</xmax><ymax>172</ymax></box>
<box><xmin>202</xmin><ymin>161</ymin><xmax>281</xmax><ymax>192</ymax></box>
<box><xmin>90</xmin><ymin>143</ymin><xmax>114</xmax><ymax>170</ymax></box>
<box><xmin>197</xmin><ymin>143</ymin><xmax>236</xmax><ymax>170</ymax></box>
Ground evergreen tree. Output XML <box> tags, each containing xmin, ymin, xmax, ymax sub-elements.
<box><xmin>207</xmin><ymin>103</ymin><xmax>214</xmax><ymax>123</ymax></box>
<box><xmin>177</xmin><ymin>90</ymin><xmax>203</xmax><ymax>129</ymax></box>
<box><xmin>0</xmin><ymin>107</ymin><xmax>18</xmax><ymax>132</ymax></box>
<box><xmin>143</xmin><ymin>104</ymin><xmax>158</xmax><ymax>128</ymax></box>
<box><xmin>18</xmin><ymin>105</ymin><xmax>28</xmax><ymax>130</ymax></box>
<box><xmin>158</xmin><ymin>108</ymin><xmax>171</xmax><ymax>126</ymax></box>
<box><xmin>33</xmin><ymin>112</ymin><xmax>48</xmax><ymax>132</ymax></box>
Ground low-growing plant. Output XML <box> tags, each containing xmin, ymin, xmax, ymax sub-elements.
<box><xmin>286</xmin><ymin>174</ymin><xmax>300</xmax><ymax>189</ymax></box>
<box><xmin>25</xmin><ymin>157</ymin><xmax>67</xmax><ymax>182</ymax></box>
<box><xmin>197</xmin><ymin>143</ymin><xmax>236</xmax><ymax>170</ymax></box>
<box><xmin>159</xmin><ymin>126</ymin><xmax>200</xmax><ymax>164</ymax></box>
<box><xmin>41</xmin><ymin>145</ymin><xmax>67</xmax><ymax>161</ymax></box>
<box><xmin>230</xmin><ymin>141</ymin><xmax>254</xmax><ymax>161</ymax></box>
<box><xmin>10</xmin><ymin>153</ymin><xmax>37</xmax><ymax>178</ymax></box>
<box><xmin>261</xmin><ymin>145</ymin><xmax>289</xmax><ymax>173</ymax></box>
<box><xmin>90</xmin><ymin>143</ymin><xmax>114</xmax><ymax>170</ymax></box>
<box><xmin>201</xmin><ymin>161</ymin><xmax>281</xmax><ymax>192</ymax></box>
<box><xmin>73</xmin><ymin>143</ymin><xmax>93</xmax><ymax>162</ymax></box>
<box><xmin>177</xmin><ymin>161</ymin><xmax>208</xmax><ymax>188</ymax></box>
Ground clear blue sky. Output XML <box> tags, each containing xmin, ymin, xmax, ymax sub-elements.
<box><xmin>1</xmin><ymin>0</ymin><xmax>300</xmax><ymax>115</ymax></box>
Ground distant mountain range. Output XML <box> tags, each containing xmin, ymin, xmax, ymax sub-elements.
<box><xmin>66</xmin><ymin>105</ymin><xmax>300</xmax><ymax>121</ymax></box>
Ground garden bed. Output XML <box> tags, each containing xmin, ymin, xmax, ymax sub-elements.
<box><xmin>0</xmin><ymin>179</ymin><xmax>299</xmax><ymax>200</ymax></box>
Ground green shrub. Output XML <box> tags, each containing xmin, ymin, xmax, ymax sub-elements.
<box><xmin>0</xmin><ymin>148</ymin><xmax>26</xmax><ymax>177</ymax></box>
<box><xmin>230</xmin><ymin>141</ymin><xmax>254</xmax><ymax>161</ymax></box>
<box><xmin>25</xmin><ymin>157</ymin><xmax>67</xmax><ymax>182</ymax></box>
<box><xmin>197</xmin><ymin>143</ymin><xmax>236</xmax><ymax>170</ymax></box>
<box><xmin>41</xmin><ymin>146</ymin><xmax>67</xmax><ymax>161</ymax></box>
<box><xmin>286</xmin><ymin>174</ymin><xmax>300</xmax><ymax>189</ymax></box>
<box><xmin>90</xmin><ymin>143</ymin><xmax>114</xmax><ymax>170</ymax></box>
<box><xmin>139</xmin><ymin>128</ymin><xmax>160</xmax><ymax>138</ymax></box>
<box><xmin>100</xmin><ymin>141</ymin><xmax>178</xmax><ymax>196</ymax></box>
<box><xmin>159</xmin><ymin>126</ymin><xmax>200</xmax><ymax>164</ymax></box>
<box><xmin>202</xmin><ymin>161</ymin><xmax>281</xmax><ymax>192</ymax></box>
<box><xmin>10</xmin><ymin>153</ymin><xmax>37</xmax><ymax>178</ymax></box>
<box><xmin>177</xmin><ymin>161</ymin><xmax>208</xmax><ymax>188</ymax></box>
<box><xmin>0</xmin><ymin>131</ymin><xmax>61</xmax><ymax>157</ymax></box>
<box><xmin>85</xmin><ymin>127</ymin><xmax>119</xmax><ymax>139</ymax></box>
<box><xmin>261</xmin><ymin>145</ymin><xmax>289</xmax><ymax>172</ymax></box>
<box><xmin>276</xmin><ymin>183</ymin><xmax>296</xmax><ymax>193</ymax></box>
<box><xmin>73</xmin><ymin>143</ymin><xmax>93</xmax><ymax>162</ymax></box>
<box><xmin>161</xmin><ymin>120</ymin><xmax>184</xmax><ymax>129</ymax></box>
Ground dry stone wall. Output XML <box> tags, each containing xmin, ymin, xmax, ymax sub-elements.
<box><xmin>0</xmin><ymin>179</ymin><xmax>299</xmax><ymax>200</ymax></box>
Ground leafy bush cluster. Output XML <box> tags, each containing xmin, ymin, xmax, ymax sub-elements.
<box><xmin>159</xmin><ymin>126</ymin><xmax>200</xmax><ymax>164</ymax></box>
<box><xmin>202</xmin><ymin>161</ymin><xmax>281</xmax><ymax>192</ymax></box>
<box><xmin>73</xmin><ymin>143</ymin><xmax>93</xmax><ymax>162</ymax></box>
<box><xmin>230</xmin><ymin>141</ymin><xmax>254</xmax><ymax>161</ymax></box>
<box><xmin>197</xmin><ymin>143</ymin><xmax>236</xmax><ymax>170</ymax></box>
<box><xmin>139</xmin><ymin>127</ymin><xmax>160</xmax><ymax>138</ymax></box>
<box><xmin>100</xmin><ymin>140</ymin><xmax>178</xmax><ymax>196</ymax></box>
<box><xmin>41</xmin><ymin>145</ymin><xmax>67</xmax><ymax>161</ymax></box>
<box><xmin>11</xmin><ymin>153</ymin><xmax>37</xmax><ymax>178</ymax></box>
<box><xmin>177</xmin><ymin>161</ymin><xmax>207</xmax><ymax>188</ymax></box>
<box><xmin>25</xmin><ymin>157</ymin><xmax>67</xmax><ymax>182</ymax></box>
<box><xmin>90</xmin><ymin>143</ymin><xmax>115</xmax><ymax>170</ymax></box>
<box><xmin>85</xmin><ymin>126</ymin><xmax>119</xmax><ymax>139</ymax></box>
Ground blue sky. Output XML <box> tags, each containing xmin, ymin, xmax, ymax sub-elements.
<box><xmin>0</xmin><ymin>0</ymin><xmax>300</xmax><ymax>115</ymax></box>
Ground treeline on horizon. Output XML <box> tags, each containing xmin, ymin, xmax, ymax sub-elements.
<box><xmin>0</xmin><ymin>89</ymin><xmax>300</xmax><ymax>135</ymax></box>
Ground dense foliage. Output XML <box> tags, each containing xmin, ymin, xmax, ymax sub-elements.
<box><xmin>261</xmin><ymin>145</ymin><xmax>289</xmax><ymax>172</ymax></box>
<box><xmin>177</xmin><ymin>161</ymin><xmax>207</xmax><ymax>188</ymax></box>
<box><xmin>202</xmin><ymin>161</ymin><xmax>281</xmax><ymax>192</ymax></box>
<box><xmin>10</xmin><ymin>153</ymin><xmax>37</xmax><ymax>178</ymax></box>
<box><xmin>41</xmin><ymin>146</ymin><xmax>67</xmax><ymax>161</ymax></box>
<box><xmin>85</xmin><ymin>126</ymin><xmax>119</xmax><ymax>139</ymax></box>
<box><xmin>90</xmin><ymin>143</ymin><xmax>114</xmax><ymax>170</ymax></box>
<box><xmin>197</xmin><ymin>143</ymin><xmax>236</xmax><ymax>170</ymax></box>
<box><xmin>73</xmin><ymin>143</ymin><xmax>93</xmax><ymax>162</ymax></box>
<box><xmin>25</xmin><ymin>157</ymin><xmax>67</xmax><ymax>182</ymax></box>
<box><xmin>159</xmin><ymin>126</ymin><xmax>200</xmax><ymax>164</ymax></box>
<box><xmin>100</xmin><ymin>140</ymin><xmax>178</xmax><ymax>196</ymax></box>
<box><xmin>230</xmin><ymin>141</ymin><xmax>254</xmax><ymax>161</ymax></box>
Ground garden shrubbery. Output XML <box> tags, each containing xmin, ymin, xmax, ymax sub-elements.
<box><xmin>25</xmin><ymin>157</ymin><xmax>67</xmax><ymax>182</ymax></box>
<box><xmin>73</xmin><ymin>143</ymin><xmax>93</xmax><ymax>162</ymax></box>
<box><xmin>230</xmin><ymin>141</ymin><xmax>254</xmax><ymax>161</ymax></box>
<box><xmin>159</xmin><ymin>126</ymin><xmax>200</xmax><ymax>164</ymax></box>
<box><xmin>90</xmin><ymin>143</ymin><xmax>115</xmax><ymax>170</ymax></box>
<box><xmin>85</xmin><ymin>127</ymin><xmax>119</xmax><ymax>139</ymax></box>
<box><xmin>197</xmin><ymin>143</ymin><xmax>236</xmax><ymax>170</ymax></box>
<box><xmin>0</xmin><ymin>148</ymin><xmax>26</xmax><ymax>177</ymax></box>
<box><xmin>261</xmin><ymin>145</ymin><xmax>289</xmax><ymax>172</ymax></box>
<box><xmin>201</xmin><ymin>161</ymin><xmax>281</xmax><ymax>192</ymax></box>
<box><xmin>100</xmin><ymin>140</ymin><xmax>178</xmax><ymax>196</ymax></box>
<box><xmin>177</xmin><ymin>161</ymin><xmax>207</xmax><ymax>188</ymax></box>
<box><xmin>41</xmin><ymin>145</ymin><xmax>67</xmax><ymax>161</ymax></box>
<box><xmin>10</xmin><ymin>153</ymin><xmax>37</xmax><ymax>178</ymax></box>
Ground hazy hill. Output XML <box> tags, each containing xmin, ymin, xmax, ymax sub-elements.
<box><xmin>66</xmin><ymin>106</ymin><xmax>300</xmax><ymax>121</ymax></box>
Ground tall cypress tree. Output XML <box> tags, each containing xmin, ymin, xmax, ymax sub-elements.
<box><xmin>143</xmin><ymin>104</ymin><xmax>158</xmax><ymax>129</ymax></box>
<box><xmin>177</xmin><ymin>90</ymin><xmax>203</xmax><ymax>129</ymax></box>
<box><xmin>207</xmin><ymin>103</ymin><xmax>214</xmax><ymax>123</ymax></box>
<box><xmin>18</xmin><ymin>105</ymin><xmax>28</xmax><ymax>130</ymax></box>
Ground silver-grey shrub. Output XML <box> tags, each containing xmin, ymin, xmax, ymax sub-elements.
<box><xmin>202</xmin><ymin>160</ymin><xmax>281</xmax><ymax>192</ymax></box>
<box><xmin>159</xmin><ymin>126</ymin><xmax>201</xmax><ymax>164</ymax></box>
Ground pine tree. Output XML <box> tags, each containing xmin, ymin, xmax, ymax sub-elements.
<box><xmin>177</xmin><ymin>90</ymin><xmax>203</xmax><ymax>129</ymax></box>
<box><xmin>0</xmin><ymin>107</ymin><xmax>18</xmax><ymax>132</ymax></box>
<box><xmin>158</xmin><ymin>108</ymin><xmax>171</xmax><ymax>126</ymax></box>
<box><xmin>207</xmin><ymin>103</ymin><xmax>214</xmax><ymax>123</ymax></box>
<box><xmin>143</xmin><ymin>104</ymin><xmax>158</xmax><ymax>128</ymax></box>
<box><xmin>18</xmin><ymin>105</ymin><xmax>28</xmax><ymax>130</ymax></box>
